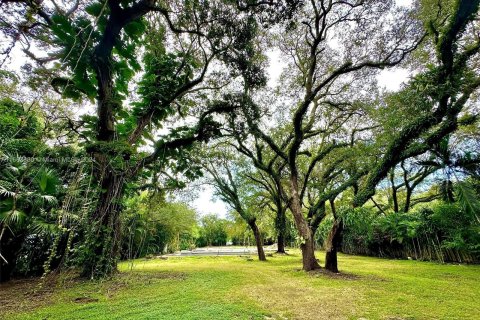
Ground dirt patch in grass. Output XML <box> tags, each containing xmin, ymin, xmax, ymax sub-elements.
<box><xmin>121</xmin><ymin>270</ymin><xmax>187</xmax><ymax>281</ymax></box>
<box><xmin>301</xmin><ymin>268</ymin><xmax>388</xmax><ymax>282</ymax></box>
<box><xmin>103</xmin><ymin>271</ymin><xmax>188</xmax><ymax>298</ymax></box>
<box><xmin>245</xmin><ymin>280</ymin><xmax>359</xmax><ymax>320</ymax></box>
<box><xmin>0</xmin><ymin>277</ymin><xmax>55</xmax><ymax>316</ymax></box>
<box><xmin>306</xmin><ymin>269</ymin><xmax>361</xmax><ymax>280</ymax></box>
<box><xmin>73</xmin><ymin>296</ymin><xmax>99</xmax><ymax>304</ymax></box>
<box><xmin>438</xmin><ymin>272</ymin><xmax>462</xmax><ymax>279</ymax></box>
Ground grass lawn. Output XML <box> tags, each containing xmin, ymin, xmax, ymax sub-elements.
<box><xmin>1</xmin><ymin>250</ymin><xmax>479</xmax><ymax>320</ymax></box>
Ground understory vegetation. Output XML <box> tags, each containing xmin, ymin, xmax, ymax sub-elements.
<box><xmin>317</xmin><ymin>202</ymin><xmax>480</xmax><ymax>263</ymax></box>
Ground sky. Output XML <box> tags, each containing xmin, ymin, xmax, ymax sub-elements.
<box><xmin>191</xmin><ymin>186</ymin><xmax>229</xmax><ymax>218</ymax></box>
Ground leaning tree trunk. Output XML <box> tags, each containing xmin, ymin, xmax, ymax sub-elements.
<box><xmin>392</xmin><ymin>187</ymin><xmax>399</xmax><ymax>213</ymax></box>
<box><xmin>248</xmin><ymin>220</ymin><xmax>266</xmax><ymax>261</ymax></box>
<box><xmin>81</xmin><ymin>171</ymin><xmax>126</xmax><ymax>278</ymax></box>
<box><xmin>324</xmin><ymin>219</ymin><xmax>343</xmax><ymax>273</ymax></box>
<box><xmin>390</xmin><ymin>171</ymin><xmax>399</xmax><ymax>213</ymax></box>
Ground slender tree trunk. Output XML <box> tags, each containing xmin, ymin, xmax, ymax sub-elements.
<box><xmin>390</xmin><ymin>171</ymin><xmax>399</xmax><ymax>213</ymax></box>
<box><xmin>275</xmin><ymin>206</ymin><xmax>287</xmax><ymax>253</ymax></box>
<box><xmin>404</xmin><ymin>186</ymin><xmax>412</xmax><ymax>212</ymax></box>
<box><xmin>289</xmin><ymin>174</ymin><xmax>320</xmax><ymax>271</ymax></box>
<box><xmin>248</xmin><ymin>220</ymin><xmax>266</xmax><ymax>261</ymax></box>
<box><xmin>392</xmin><ymin>187</ymin><xmax>399</xmax><ymax>212</ymax></box>
<box><xmin>325</xmin><ymin>199</ymin><xmax>342</xmax><ymax>273</ymax></box>
<box><xmin>81</xmin><ymin>171</ymin><xmax>125</xmax><ymax>278</ymax></box>
<box><xmin>324</xmin><ymin>219</ymin><xmax>343</xmax><ymax>273</ymax></box>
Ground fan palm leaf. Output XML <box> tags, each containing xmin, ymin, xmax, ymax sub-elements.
<box><xmin>0</xmin><ymin>209</ymin><xmax>27</xmax><ymax>225</ymax></box>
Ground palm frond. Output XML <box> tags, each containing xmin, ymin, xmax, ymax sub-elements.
<box><xmin>35</xmin><ymin>169</ymin><xmax>59</xmax><ymax>195</ymax></box>
<box><xmin>0</xmin><ymin>209</ymin><xmax>27</xmax><ymax>225</ymax></box>
<box><xmin>29</xmin><ymin>217</ymin><xmax>58</xmax><ymax>234</ymax></box>
<box><xmin>456</xmin><ymin>181</ymin><xmax>480</xmax><ymax>223</ymax></box>
<box><xmin>41</xmin><ymin>195</ymin><xmax>58</xmax><ymax>205</ymax></box>
<box><xmin>0</xmin><ymin>186</ymin><xmax>15</xmax><ymax>198</ymax></box>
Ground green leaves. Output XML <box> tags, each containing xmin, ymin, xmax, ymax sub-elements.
<box><xmin>50</xmin><ymin>4</ymin><xmax>147</xmax><ymax>103</ymax></box>
<box><xmin>50</xmin><ymin>14</ymin><xmax>77</xmax><ymax>47</ymax></box>
<box><xmin>50</xmin><ymin>14</ymin><xmax>98</xmax><ymax>101</ymax></box>
<box><xmin>121</xmin><ymin>195</ymin><xmax>198</xmax><ymax>255</ymax></box>
<box><xmin>85</xmin><ymin>2</ymin><xmax>105</xmax><ymax>17</ymax></box>
<box><xmin>0</xmin><ymin>98</ymin><xmax>42</xmax><ymax>141</ymax></box>
<box><xmin>0</xmin><ymin>186</ymin><xmax>15</xmax><ymax>198</ymax></box>
<box><xmin>134</xmin><ymin>50</ymin><xmax>196</xmax><ymax>125</ymax></box>
<box><xmin>124</xmin><ymin>20</ymin><xmax>147</xmax><ymax>41</ymax></box>
<box><xmin>35</xmin><ymin>169</ymin><xmax>59</xmax><ymax>195</ymax></box>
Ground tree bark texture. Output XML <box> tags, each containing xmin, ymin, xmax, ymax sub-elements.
<box><xmin>248</xmin><ymin>220</ymin><xmax>266</xmax><ymax>261</ymax></box>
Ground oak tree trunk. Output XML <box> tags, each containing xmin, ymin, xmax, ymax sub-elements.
<box><xmin>390</xmin><ymin>171</ymin><xmax>399</xmax><ymax>213</ymax></box>
<box><xmin>248</xmin><ymin>220</ymin><xmax>266</xmax><ymax>261</ymax></box>
<box><xmin>277</xmin><ymin>232</ymin><xmax>286</xmax><ymax>254</ymax></box>
<box><xmin>324</xmin><ymin>219</ymin><xmax>343</xmax><ymax>273</ymax></box>
<box><xmin>289</xmin><ymin>175</ymin><xmax>320</xmax><ymax>271</ymax></box>
<box><xmin>392</xmin><ymin>187</ymin><xmax>399</xmax><ymax>213</ymax></box>
<box><xmin>404</xmin><ymin>187</ymin><xmax>412</xmax><ymax>213</ymax></box>
<box><xmin>301</xmin><ymin>233</ymin><xmax>320</xmax><ymax>271</ymax></box>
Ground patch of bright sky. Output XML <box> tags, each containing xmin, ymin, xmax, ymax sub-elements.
<box><xmin>192</xmin><ymin>185</ymin><xmax>229</xmax><ymax>218</ymax></box>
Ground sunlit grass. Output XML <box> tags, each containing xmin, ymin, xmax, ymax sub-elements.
<box><xmin>2</xmin><ymin>250</ymin><xmax>479</xmax><ymax>319</ymax></box>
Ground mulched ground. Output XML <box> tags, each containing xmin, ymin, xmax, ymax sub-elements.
<box><xmin>0</xmin><ymin>277</ymin><xmax>55</xmax><ymax>314</ymax></box>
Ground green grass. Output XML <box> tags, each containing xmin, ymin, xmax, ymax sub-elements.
<box><xmin>1</xmin><ymin>251</ymin><xmax>479</xmax><ymax>319</ymax></box>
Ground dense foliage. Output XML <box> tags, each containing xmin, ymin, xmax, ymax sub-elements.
<box><xmin>316</xmin><ymin>202</ymin><xmax>480</xmax><ymax>263</ymax></box>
